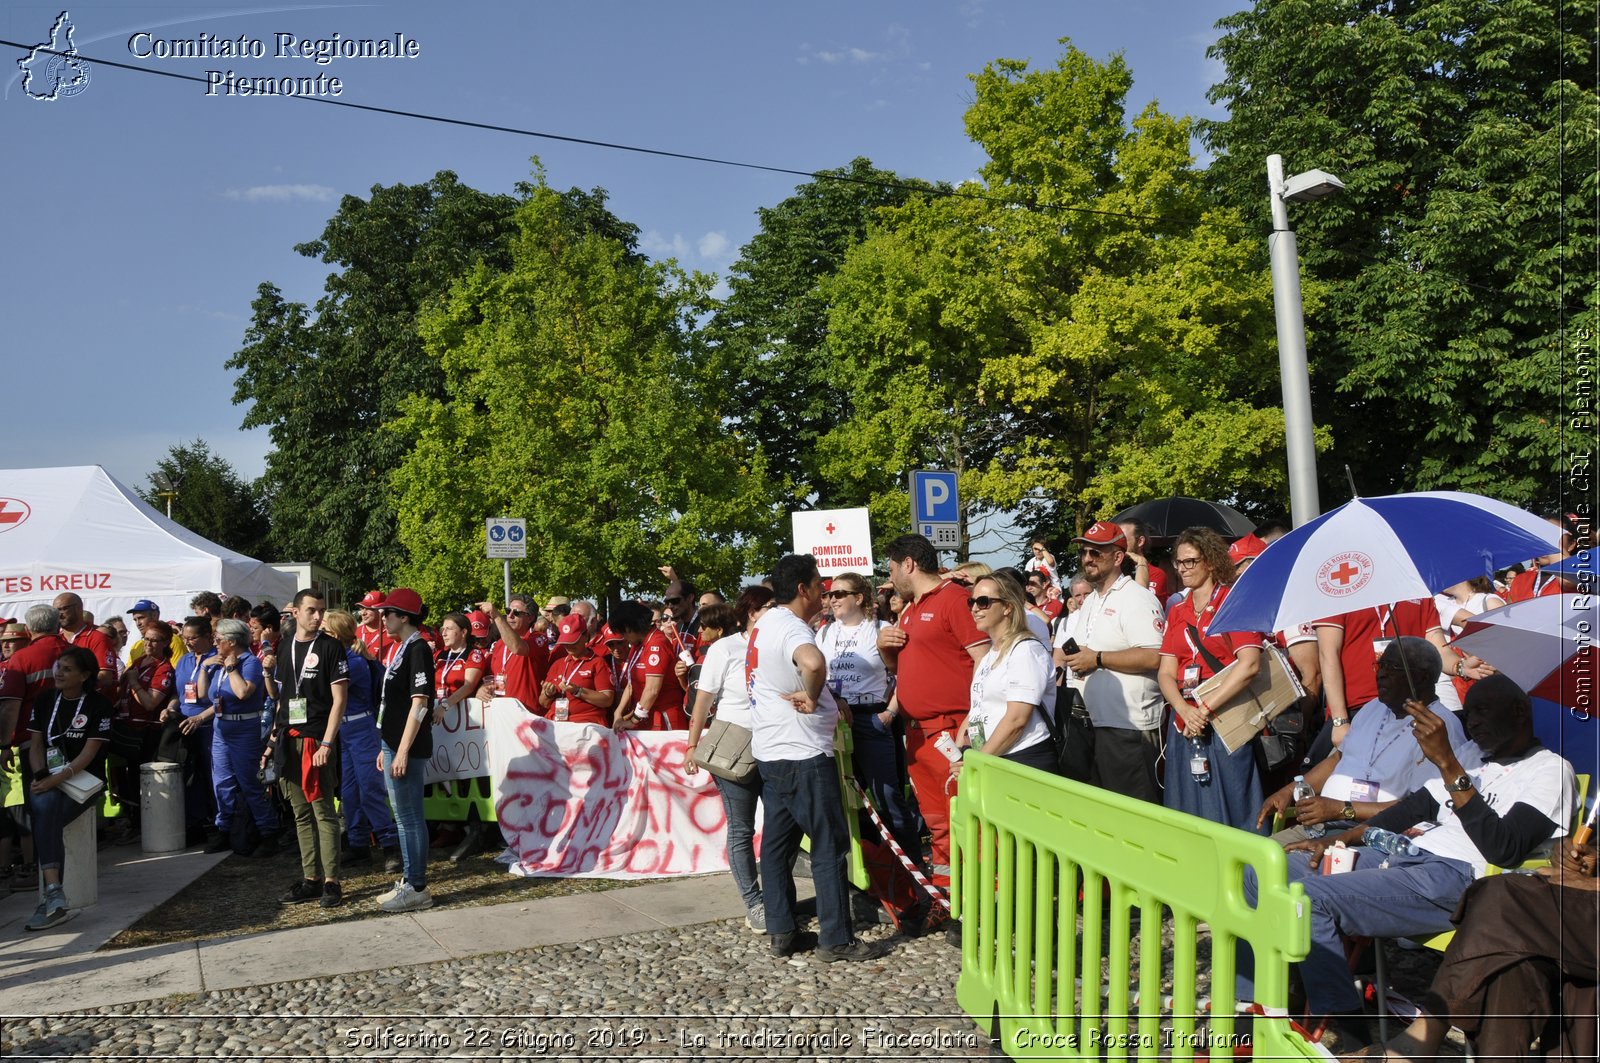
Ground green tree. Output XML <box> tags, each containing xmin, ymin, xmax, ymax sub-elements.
<box><xmin>391</xmin><ymin>175</ymin><xmax>777</xmax><ymax>608</ymax></box>
<box><xmin>227</xmin><ymin>171</ymin><xmax>545</xmax><ymax>589</ymax></box>
<box><xmin>818</xmin><ymin>42</ymin><xmax>1289</xmax><ymax>552</ymax></box>
<box><xmin>1203</xmin><ymin>0</ymin><xmax>1598</xmax><ymax>507</ymax></box>
<box><xmin>139</xmin><ymin>441</ymin><xmax>270</xmax><ymax>557</ymax></box>
<box><xmin>706</xmin><ymin>158</ymin><xmax>942</xmax><ymax>505</ymax></box>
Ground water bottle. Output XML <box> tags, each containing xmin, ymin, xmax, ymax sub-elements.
<box><xmin>1188</xmin><ymin>738</ymin><xmax>1210</xmax><ymax>784</ymax></box>
<box><xmin>1291</xmin><ymin>775</ymin><xmax>1323</xmax><ymax>838</ymax></box>
<box><xmin>1363</xmin><ymin>827</ymin><xmax>1420</xmax><ymax>859</ymax></box>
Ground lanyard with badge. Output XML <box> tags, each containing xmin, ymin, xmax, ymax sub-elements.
<box><xmin>437</xmin><ymin>648</ymin><xmax>464</xmax><ymax>701</ymax></box>
<box><xmin>553</xmin><ymin>657</ymin><xmax>586</xmax><ymax>721</ymax></box>
<box><xmin>1348</xmin><ymin>713</ymin><xmax>1419</xmax><ymax>802</ymax></box>
<box><xmin>381</xmin><ymin>632</ymin><xmax>420</xmax><ymax>715</ymax></box>
<box><xmin>45</xmin><ymin>692</ymin><xmax>87</xmax><ymax>773</ymax></box>
<box><xmin>287</xmin><ymin>638</ymin><xmax>317</xmax><ymax>726</ymax></box>
<box><xmin>182</xmin><ymin>651</ymin><xmax>212</xmax><ymax>707</ymax></box>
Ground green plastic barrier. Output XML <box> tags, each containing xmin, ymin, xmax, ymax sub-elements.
<box><xmin>423</xmin><ymin>774</ymin><xmax>497</xmax><ymax>823</ymax></box>
<box><xmin>951</xmin><ymin>752</ymin><xmax>1319</xmax><ymax>1062</ymax></box>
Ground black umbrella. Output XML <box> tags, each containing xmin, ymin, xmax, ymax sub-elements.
<box><xmin>1111</xmin><ymin>496</ymin><xmax>1256</xmax><ymax>539</ymax></box>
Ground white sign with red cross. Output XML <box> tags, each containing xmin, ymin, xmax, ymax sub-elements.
<box><xmin>791</xmin><ymin>508</ymin><xmax>874</xmax><ymax>577</ymax></box>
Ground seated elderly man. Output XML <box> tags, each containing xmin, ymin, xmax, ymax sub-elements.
<box><xmin>1237</xmin><ymin>674</ymin><xmax>1575</xmax><ymax>1047</ymax></box>
<box><xmin>1256</xmin><ymin>637</ymin><xmax>1482</xmax><ymax>842</ymax></box>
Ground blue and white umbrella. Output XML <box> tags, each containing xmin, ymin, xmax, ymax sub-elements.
<box><xmin>1210</xmin><ymin>491</ymin><xmax>1563</xmax><ymax>635</ymax></box>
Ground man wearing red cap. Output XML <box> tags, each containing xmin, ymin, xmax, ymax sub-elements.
<box><xmin>475</xmin><ymin>594</ymin><xmax>550</xmax><ymax>710</ymax></box>
<box><xmin>1058</xmin><ymin>521</ymin><xmax>1167</xmax><ymax>803</ymax></box>
<box><xmin>356</xmin><ymin>591</ymin><xmax>394</xmax><ymax>664</ymax></box>
<box><xmin>539</xmin><ymin>616</ymin><xmax>615</xmax><ymax>725</ymax></box>
<box><xmin>876</xmin><ymin>533</ymin><xmax>990</xmax><ymax>887</ymax></box>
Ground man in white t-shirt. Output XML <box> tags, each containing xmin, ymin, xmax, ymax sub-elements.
<box><xmin>1237</xmin><ymin>674</ymin><xmax>1575</xmax><ymax>1043</ymax></box>
<box><xmin>747</xmin><ymin>554</ymin><xmax>883</xmax><ymax>964</ymax></box>
<box><xmin>1258</xmin><ymin>638</ymin><xmax>1482</xmax><ymax>843</ymax></box>
<box><xmin>1058</xmin><ymin>521</ymin><xmax>1166</xmax><ymax>803</ymax></box>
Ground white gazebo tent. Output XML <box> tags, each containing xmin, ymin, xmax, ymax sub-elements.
<box><xmin>0</xmin><ymin>465</ymin><xmax>296</xmax><ymax>627</ymax></box>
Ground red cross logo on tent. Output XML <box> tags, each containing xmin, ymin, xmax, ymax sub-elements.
<box><xmin>0</xmin><ymin>497</ymin><xmax>31</xmax><ymax>534</ymax></box>
<box><xmin>1316</xmin><ymin>550</ymin><xmax>1374</xmax><ymax>597</ymax></box>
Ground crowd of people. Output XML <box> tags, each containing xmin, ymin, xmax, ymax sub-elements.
<box><xmin>1</xmin><ymin>513</ymin><xmax>1594</xmax><ymax>1052</ymax></box>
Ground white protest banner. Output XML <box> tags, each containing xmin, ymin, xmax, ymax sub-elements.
<box><xmin>486</xmin><ymin>700</ymin><xmax>758</xmax><ymax>878</ymax></box>
<box><xmin>426</xmin><ymin>698</ymin><xmax>488</xmax><ymax>783</ymax></box>
<box><xmin>791</xmin><ymin>507</ymin><xmax>874</xmax><ymax>577</ymax></box>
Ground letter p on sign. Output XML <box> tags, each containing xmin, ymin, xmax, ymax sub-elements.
<box><xmin>910</xmin><ymin>470</ymin><xmax>959</xmax><ymax>524</ymax></box>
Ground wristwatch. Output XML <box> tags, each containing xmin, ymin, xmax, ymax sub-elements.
<box><xmin>1341</xmin><ymin>801</ymin><xmax>1355</xmax><ymax>821</ymax></box>
<box><xmin>1330</xmin><ymin>717</ymin><xmax>1350</xmax><ymax>728</ymax></box>
<box><xmin>1446</xmin><ymin>773</ymin><xmax>1474</xmax><ymax>793</ymax></box>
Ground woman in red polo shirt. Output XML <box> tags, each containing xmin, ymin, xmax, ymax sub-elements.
<box><xmin>539</xmin><ymin>616</ymin><xmax>614</xmax><ymax>725</ymax></box>
<box><xmin>433</xmin><ymin>613</ymin><xmax>486</xmax><ymax>723</ymax></box>
<box><xmin>610</xmin><ymin>602</ymin><xmax>689</xmax><ymax>731</ymax></box>
<box><xmin>1158</xmin><ymin>526</ymin><xmax>1268</xmax><ymax>834</ymax></box>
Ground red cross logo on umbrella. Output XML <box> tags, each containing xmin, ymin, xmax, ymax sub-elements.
<box><xmin>0</xmin><ymin>498</ymin><xmax>31</xmax><ymax>534</ymax></box>
<box><xmin>1316</xmin><ymin>551</ymin><xmax>1374</xmax><ymax>597</ymax></box>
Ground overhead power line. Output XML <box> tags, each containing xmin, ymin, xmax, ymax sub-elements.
<box><xmin>0</xmin><ymin>39</ymin><xmax>1161</xmax><ymax>224</ymax></box>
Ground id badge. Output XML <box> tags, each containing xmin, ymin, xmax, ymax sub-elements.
<box><xmin>46</xmin><ymin>746</ymin><xmax>68</xmax><ymax>773</ymax></box>
<box><xmin>1181</xmin><ymin>664</ymin><xmax>1201</xmax><ymax>699</ymax></box>
<box><xmin>435</xmin><ymin>686</ymin><xmax>447</xmax><ymax>701</ymax></box>
<box><xmin>183</xmin><ymin>682</ymin><xmax>198</xmax><ymax>703</ymax></box>
<box><xmin>287</xmin><ymin>697</ymin><xmax>309</xmax><ymax>725</ymax></box>
<box><xmin>553</xmin><ymin>697</ymin><xmax>570</xmax><ymax>722</ymax></box>
<box><xmin>1372</xmin><ymin>638</ymin><xmax>1392</xmax><ymax>661</ymax></box>
<box><xmin>1349</xmin><ymin>779</ymin><xmax>1379</xmax><ymax>802</ymax></box>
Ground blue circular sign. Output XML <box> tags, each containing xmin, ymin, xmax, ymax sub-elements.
<box><xmin>489</xmin><ymin>525</ymin><xmax>506</xmax><ymax>542</ymax></box>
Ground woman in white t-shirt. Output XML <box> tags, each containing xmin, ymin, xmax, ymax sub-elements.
<box><xmin>683</xmin><ymin>588</ymin><xmax>774</xmax><ymax>933</ymax></box>
<box><xmin>818</xmin><ymin>571</ymin><xmax>922</xmax><ymax>860</ymax></box>
<box><xmin>955</xmin><ymin>575</ymin><xmax>1058</xmax><ymax>776</ymax></box>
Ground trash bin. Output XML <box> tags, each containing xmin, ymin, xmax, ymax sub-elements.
<box><xmin>141</xmin><ymin>760</ymin><xmax>185</xmax><ymax>854</ymax></box>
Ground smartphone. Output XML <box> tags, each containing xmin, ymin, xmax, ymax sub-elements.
<box><xmin>1063</xmin><ymin>638</ymin><xmax>1079</xmax><ymax>655</ymax></box>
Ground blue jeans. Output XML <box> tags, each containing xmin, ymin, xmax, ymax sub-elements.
<box><xmin>1237</xmin><ymin>846</ymin><xmax>1475</xmax><ymax>1015</ymax></box>
<box><xmin>712</xmin><ymin>772</ymin><xmax>762</xmax><ymax>909</ymax></box>
<box><xmin>382</xmin><ymin>742</ymin><xmax>429</xmax><ymax>891</ymax></box>
<box><xmin>849</xmin><ymin>713</ymin><xmax>923</xmax><ymax>860</ymax></box>
<box><xmin>756</xmin><ymin>754</ymin><xmax>853</xmax><ymax>947</ymax></box>
<box><xmin>32</xmin><ymin>785</ymin><xmax>95</xmax><ymax>872</ymax></box>
<box><xmin>340</xmin><ymin>714</ymin><xmax>397</xmax><ymax>848</ymax></box>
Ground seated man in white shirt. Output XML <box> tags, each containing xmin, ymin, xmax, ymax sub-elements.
<box><xmin>1256</xmin><ymin>637</ymin><xmax>1481</xmax><ymax>842</ymax></box>
<box><xmin>1238</xmin><ymin>674</ymin><xmax>1576</xmax><ymax>1046</ymax></box>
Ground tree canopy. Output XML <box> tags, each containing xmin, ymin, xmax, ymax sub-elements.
<box><xmin>138</xmin><ymin>440</ymin><xmax>270</xmax><ymax>557</ymax></box>
<box><xmin>1203</xmin><ymin>0</ymin><xmax>1598</xmax><ymax>508</ymax></box>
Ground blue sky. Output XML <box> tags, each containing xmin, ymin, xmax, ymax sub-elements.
<box><xmin>3</xmin><ymin>0</ymin><xmax>1240</xmax><ymax>511</ymax></box>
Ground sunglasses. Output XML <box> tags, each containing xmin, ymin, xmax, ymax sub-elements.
<box><xmin>1079</xmin><ymin>546</ymin><xmax>1111</xmax><ymax>559</ymax></box>
<box><xmin>968</xmin><ymin>596</ymin><xmax>1002</xmax><ymax>611</ymax></box>
<box><xmin>663</xmin><ymin>595</ymin><xmax>685</xmax><ymax>606</ymax></box>
<box><xmin>825</xmin><ymin>589</ymin><xmax>858</xmax><ymax>599</ymax></box>
<box><xmin>506</xmin><ymin>609</ymin><xmax>529</xmax><ymax>617</ymax></box>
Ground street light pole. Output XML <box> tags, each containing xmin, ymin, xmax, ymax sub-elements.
<box><xmin>1267</xmin><ymin>154</ymin><xmax>1342</xmax><ymax>527</ymax></box>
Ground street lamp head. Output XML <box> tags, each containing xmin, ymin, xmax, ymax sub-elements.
<box><xmin>1282</xmin><ymin>168</ymin><xmax>1344</xmax><ymax>203</ymax></box>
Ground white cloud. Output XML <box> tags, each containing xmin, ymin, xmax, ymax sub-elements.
<box><xmin>697</xmin><ymin>231</ymin><xmax>730</xmax><ymax>260</ymax></box>
<box><xmin>809</xmin><ymin>45</ymin><xmax>885</xmax><ymax>65</ymax></box>
<box><xmin>640</xmin><ymin>230</ymin><xmax>690</xmax><ymax>259</ymax></box>
<box><xmin>223</xmin><ymin>184</ymin><xmax>336</xmax><ymax>203</ymax></box>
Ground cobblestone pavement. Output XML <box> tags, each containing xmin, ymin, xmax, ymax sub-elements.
<box><xmin>3</xmin><ymin>918</ymin><xmax>990</xmax><ymax>1061</ymax></box>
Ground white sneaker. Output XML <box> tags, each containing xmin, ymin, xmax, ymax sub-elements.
<box><xmin>376</xmin><ymin>879</ymin><xmax>406</xmax><ymax>905</ymax></box>
<box><xmin>378</xmin><ymin>881</ymin><xmax>433</xmax><ymax>912</ymax></box>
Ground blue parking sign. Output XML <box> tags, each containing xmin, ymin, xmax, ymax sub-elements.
<box><xmin>910</xmin><ymin>470</ymin><xmax>959</xmax><ymax>524</ymax></box>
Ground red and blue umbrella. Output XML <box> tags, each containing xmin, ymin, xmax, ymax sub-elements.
<box><xmin>1210</xmin><ymin>491</ymin><xmax>1563</xmax><ymax>635</ymax></box>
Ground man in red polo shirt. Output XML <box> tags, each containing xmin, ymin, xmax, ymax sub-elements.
<box><xmin>3</xmin><ymin>605</ymin><xmax>69</xmax><ymax>749</ymax></box>
<box><xmin>876</xmin><ymin>533</ymin><xmax>990</xmax><ymax>886</ymax></box>
<box><xmin>474</xmin><ymin>595</ymin><xmax>550</xmax><ymax>709</ymax></box>
<box><xmin>539</xmin><ymin>616</ymin><xmax>615</xmax><ymax>725</ymax></box>
<box><xmin>52</xmin><ymin>593</ymin><xmax>117</xmax><ymax>695</ymax></box>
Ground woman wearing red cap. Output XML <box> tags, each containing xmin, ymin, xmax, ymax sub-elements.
<box><xmin>539</xmin><ymin>616</ymin><xmax>614</xmax><ymax>725</ymax></box>
<box><xmin>373</xmin><ymin>588</ymin><xmax>436</xmax><ymax>912</ymax></box>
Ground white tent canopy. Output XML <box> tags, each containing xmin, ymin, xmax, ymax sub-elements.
<box><xmin>0</xmin><ymin>465</ymin><xmax>296</xmax><ymax>627</ymax></box>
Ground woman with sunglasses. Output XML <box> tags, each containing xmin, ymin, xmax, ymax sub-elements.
<box><xmin>24</xmin><ymin>646</ymin><xmax>113</xmax><ymax>930</ymax></box>
<box><xmin>374</xmin><ymin>588</ymin><xmax>437</xmax><ymax>912</ymax></box>
<box><xmin>201</xmin><ymin>618</ymin><xmax>277</xmax><ymax>854</ymax></box>
<box><xmin>954</xmin><ymin>575</ymin><xmax>1059</xmax><ymax>775</ymax></box>
<box><xmin>1157</xmin><ymin>526</ymin><xmax>1268</xmax><ymax>833</ymax></box>
<box><xmin>819</xmin><ymin>573</ymin><xmax>923</xmax><ymax>859</ymax></box>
